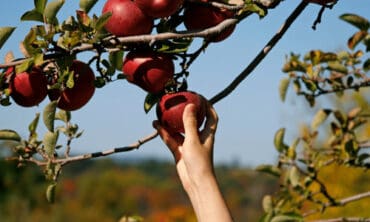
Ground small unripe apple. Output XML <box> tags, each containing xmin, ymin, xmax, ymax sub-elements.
<box><xmin>183</xmin><ymin>3</ymin><xmax>235</xmax><ymax>42</ymax></box>
<box><xmin>156</xmin><ymin>91</ymin><xmax>206</xmax><ymax>134</ymax></box>
<box><xmin>8</xmin><ymin>66</ymin><xmax>48</xmax><ymax>107</ymax></box>
<box><xmin>122</xmin><ymin>50</ymin><xmax>174</xmax><ymax>94</ymax></box>
<box><xmin>48</xmin><ymin>60</ymin><xmax>95</xmax><ymax>111</ymax></box>
<box><xmin>135</xmin><ymin>0</ymin><xmax>184</xmax><ymax>18</ymax></box>
<box><xmin>102</xmin><ymin>0</ymin><xmax>154</xmax><ymax>37</ymax></box>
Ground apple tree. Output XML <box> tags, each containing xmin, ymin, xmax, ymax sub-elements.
<box><xmin>1</xmin><ymin>0</ymin><xmax>369</xmax><ymax>221</ymax></box>
<box><xmin>257</xmin><ymin>12</ymin><xmax>370</xmax><ymax>222</ymax></box>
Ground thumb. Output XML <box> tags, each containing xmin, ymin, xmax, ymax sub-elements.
<box><xmin>183</xmin><ymin>104</ymin><xmax>200</xmax><ymax>141</ymax></box>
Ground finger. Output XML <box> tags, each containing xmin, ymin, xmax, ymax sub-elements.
<box><xmin>201</xmin><ymin>101</ymin><xmax>218</xmax><ymax>147</ymax></box>
<box><xmin>153</xmin><ymin>121</ymin><xmax>183</xmax><ymax>161</ymax></box>
<box><xmin>183</xmin><ymin>103</ymin><xmax>200</xmax><ymax>143</ymax></box>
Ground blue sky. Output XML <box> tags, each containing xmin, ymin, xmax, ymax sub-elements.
<box><xmin>0</xmin><ymin>1</ymin><xmax>369</xmax><ymax>166</ymax></box>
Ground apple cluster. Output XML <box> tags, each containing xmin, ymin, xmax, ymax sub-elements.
<box><xmin>3</xmin><ymin>60</ymin><xmax>95</xmax><ymax>111</ymax></box>
<box><xmin>102</xmin><ymin>0</ymin><xmax>236</xmax><ymax>42</ymax></box>
<box><xmin>102</xmin><ymin>0</ymin><xmax>231</xmax><ymax>133</ymax></box>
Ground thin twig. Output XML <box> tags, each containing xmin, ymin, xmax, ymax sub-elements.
<box><xmin>0</xmin><ymin>18</ymin><xmax>239</xmax><ymax>69</ymax></box>
<box><xmin>210</xmin><ymin>1</ymin><xmax>309</xmax><ymax>104</ymax></box>
<box><xmin>303</xmin><ymin>191</ymin><xmax>370</xmax><ymax>217</ymax></box>
<box><xmin>309</xmin><ymin>217</ymin><xmax>370</xmax><ymax>222</ymax></box>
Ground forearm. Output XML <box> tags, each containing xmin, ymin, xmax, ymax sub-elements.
<box><xmin>185</xmin><ymin>173</ymin><xmax>233</xmax><ymax>222</ymax></box>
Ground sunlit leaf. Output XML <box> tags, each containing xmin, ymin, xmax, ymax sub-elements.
<box><xmin>66</xmin><ymin>70</ymin><xmax>75</xmax><ymax>88</ymax></box>
<box><xmin>21</xmin><ymin>10</ymin><xmax>44</xmax><ymax>22</ymax></box>
<box><xmin>15</xmin><ymin>58</ymin><xmax>34</xmax><ymax>74</ymax></box>
<box><xmin>43</xmin><ymin>131</ymin><xmax>59</xmax><ymax>157</ymax></box>
<box><xmin>28</xmin><ymin>113</ymin><xmax>40</xmax><ymax>139</ymax></box>
<box><xmin>94</xmin><ymin>12</ymin><xmax>112</xmax><ymax>31</ymax></box>
<box><xmin>289</xmin><ymin>166</ymin><xmax>300</xmax><ymax>188</ymax></box>
<box><xmin>347</xmin><ymin>31</ymin><xmax>367</xmax><ymax>50</ymax></box>
<box><xmin>271</xmin><ymin>213</ymin><xmax>303</xmax><ymax>222</ymax></box>
<box><xmin>44</xmin><ymin>0</ymin><xmax>65</xmax><ymax>24</ymax></box>
<box><xmin>0</xmin><ymin>27</ymin><xmax>16</xmax><ymax>50</ymax></box>
<box><xmin>0</xmin><ymin>129</ymin><xmax>21</xmax><ymax>142</ymax></box>
<box><xmin>311</xmin><ymin>109</ymin><xmax>331</xmax><ymax>130</ymax></box>
<box><xmin>35</xmin><ymin>0</ymin><xmax>47</xmax><ymax>13</ymax></box>
<box><xmin>274</xmin><ymin>128</ymin><xmax>288</xmax><ymax>153</ymax></box>
<box><xmin>256</xmin><ymin>164</ymin><xmax>281</xmax><ymax>177</ymax></box>
<box><xmin>79</xmin><ymin>0</ymin><xmax>98</xmax><ymax>13</ymax></box>
<box><xmin>340</xmin><ymin>13</ymin><xmax>370</xmax><ymax>31</ymax></box>
<box><xmin>109</xmin><ymin>50</ymin><xmax>124</xmax><ymax>71</ymax></box>
<box><xmin>55</xmin><ymin>110</ymin><xmax>71</xmax><ymax>123</ymax></box>
<box><xmin>43</xmin><ymin>101</ymin><xmax>58</xmax><ymax>132</ymax></box>
<box><xmin>262</xmin><ymin>195</ymin><xmax>273</xmax><ymax>213</ymax></box>
<box><xmin>279</xmin><ymin>77</ymin><xmax>290</xmax><ymax>102</ymax></box>
<box><xmin>46</xmin><ymin>182</ymin><xmax>57</xmax><ymax>203</ymax></box>
<box><xmin>144</xmin><ymin>93</ymin><xmax>161</xmax><ymax>113</ymax></box>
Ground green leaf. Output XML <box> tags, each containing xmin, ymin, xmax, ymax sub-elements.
<box><xmin>302</xmin><ymin>78</ymin><xmax>317</xmax><ymax>92</ymax></box>
<box><xmin>347</xmin><ymin>31</ymin><xmax>368</xmax><ymax>50</ymax></box>
<box><xmin>55</xmin><ymin>110</ymin><xmax>71</xmax><ymax>123</ymax></box>
<box><xmin>262</xmin><ymin>195</ymin><xmax>273</xmax><ymax>213</ymax></box>
<box><xmin>15</xmin><ymin>58</ymin><xmax>34</xmax><ymax>74</ymax></box>
<box><xmin>46</xmin><ymin>182</ymin><xmax>57</xmax><ymax>203</ymax></box>
<box><xmin>44</xmin><ymin>0</ymin><xmax>65</xmax><ymax>24</ymax></box>
<box><xmin>340</xmin><ymin>13</ymin><xmax>370</xmax><ymax>31</ymax></box>
<box><xmin>287</xmin><ymin>138</ymin><xmax>299</xmax><ymax>160</ymax></box>
<box><xmin>0</xmin><ymin>27</ymin><xmax>16</xmax><ymax>50</ymax></box>
<box><xmin>311</xmin><ymin>109</ymin><xmax>331</xmax><ymax>130</ymax></box>
<box><xmin>66</xmin><ymin>70</ymin><xmax>75</xmax><ymax>88</ymax></box>
<box><xmin>28</xmin><ymin>113</ymin><xmax>40</xmax><ymax>139</ymax></box>
<box><xmin>289</xmin><ymin>166</ymin><xmax>300</xmax><ymax>188</ymax></box>
<box><xmin>79</xmin><ymin>0</ymin><xmax>98</xmax><ymax>13</ymax></box>
<box><xmin>94</xmin><ymin>12</ymin><xmax>112</xmax><ymax>31</ymax></box>
<box><xmin>274</xmin><ymin>128</ymin><xmax>288</xmax><ymax>153</ymax></box>
<box><xmin>271</xmin><ymin>213</ymin><xmax>303</xmax><ymax>222</ymax></box>
<box><xmin>21</xmin><ymin>10</ymin><xmax>44</xmax><ymax>22</ymax></box>
<box><xmin>256</xmin><ymin>164</ymin><xmax>281</xmax><ymax>177</ymax></box>
<box><xmin>43</xmin><ymin>131</ymin><xmax>59</xmax><ymax>157</ymax></box>
<box><xmin>0</xmin><ymin>129</ymin><xmax>21</xmax><ymax>142</ymax></box>
<box><xmin>144</xmin><ymin>93</ymin><xmax>161</xmax><ymax>113</ymax></box>
<box><xmin>241</xmin><ymin>3</ymin><xmax>267</xmax><ymax>18</ymax></box>
<box><xmin>35</xmin><ymin>0</ymin><xmax>47</xmax><ymax>13</ymax></box>
<box><xmin>43</xmin><ymin>101</ymin><xmax>58</xmax><ymax>132</ymax></box>
<box><xmin>279</xmin><ymin>78</ymin><xmax>290</xmax><ymax>102</ymax></box>
<box><xmin>109</xmin><ymin>50</ymin><xmax>124</xmax><ymax>71</ymax></box>
<box><xmin>363</xmin><ymin>58</ymin><xmax>370</xmax><ymax>72</ymax></box>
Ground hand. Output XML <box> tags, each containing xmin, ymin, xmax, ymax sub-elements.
<box><xmin>153</xmin><ymin>101</ymin><xmax>233</xmax><ymax>222</ymax></box>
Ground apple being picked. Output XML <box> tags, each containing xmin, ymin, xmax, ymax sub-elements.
<box><xmin>48</xmin><ymin>60</ymin><xmax>95</xmax><ymax>111</ymax></box>
<box><xmin>7</xmin><ymin>66</ymin><xmax>48</xmax><ymax>107</ymax></box>
<box><xmin>135</xmin><ymin>0</ymin><xmax>184</xmax><ymax>18</ymax></box>
<box><xmin>156</xmin><ymin>91</ymin><xmax>207</xmax><ymax>134</ymax></box>
<box><xmin>122</xmin><ymin>50</ymin><xmax>174</xmax><ymax>94</ymax></box>
<box><xmin>102</xmin><ymin>0</ymin><xmax>154</xmax><ymax>37</ymax></box>
<box><xmin>183</xmin><ymin>3</ymin><xmax>235</xmax><ymax>42</ymax></box>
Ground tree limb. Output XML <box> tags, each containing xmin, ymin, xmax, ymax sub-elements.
<box><xmin>304</xmin><ymin>191</ymin><xmax>370</xmax><ymax>217</ymax></box>
<box><xmin>210</xmin><ymin>1</ymin><xmax>309</xmax><ymax>104</ymax></box>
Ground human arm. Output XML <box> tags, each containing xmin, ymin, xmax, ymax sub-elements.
<box><xmin>153</xmin><ymin>102</ymin><xmax>233</xmax><ymax>222</ymax></box>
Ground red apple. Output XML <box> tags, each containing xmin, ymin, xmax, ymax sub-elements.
<box><xmin>183</xmin><ymin>3</ymin><xmax>235</xmax><ymax>42</ymax></box>
<box><xmin>156</xmin><ymin>91</ymin><xmax>206</xmax><ymax>134</ymax></box>
<box><xmin>48</xmin><ymin>60</ymin><xmax>95</xmax><ymax>111</ymax></box>
<box><xmin>102</xmin><ymin>0</ymin><xmax>154</xmax><ymax>37</ymax></box>
<box><xmin>122</xmin><ymin>50</ymin><xmax>174</xmax><ymax>94</ymax></box>
<box><xmin>135</xmin><ymin>0</ymin><xmax>184</xmax><ymax>18</ymax></box>
<box><xmin>8</xmin><ymin>66</ymin><xmax>48</xmax><ymax>107</ymax></box>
